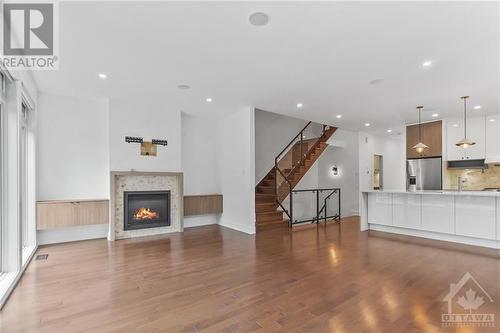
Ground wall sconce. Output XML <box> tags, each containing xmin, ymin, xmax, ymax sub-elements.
<box><xmin>332</xmin><ymin>165</ymin><xmax>339</xmax><ymax>176</ymax></box>
<box><xmin>125</xmin><ymin>136</ymin><xmax>168</xmax><ymax>157</ymax></box>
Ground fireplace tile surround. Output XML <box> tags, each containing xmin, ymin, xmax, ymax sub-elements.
<box><xmin>110</xmin><ymin>171</ymin><xmax>183</xmax><ymax>240</ymax></box>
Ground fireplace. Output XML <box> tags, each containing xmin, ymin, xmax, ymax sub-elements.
<box><xmin>124</xmin><ymin>191</ymin><xmax>171</xmax><ymax>230</ymax></box>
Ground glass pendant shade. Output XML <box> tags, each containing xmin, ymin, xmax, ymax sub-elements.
<box><xmin>456</xmin><ymin>96</ymin><xmax>475</xmax><ymax>148</ymax></box>
<box><xmin>456</xmin><ymin>137</ymin><xmax>476</xmax><ymax>148</ymax></box>
<box><xmin>413</xmin><ymin>141</ymin><xmax>429</xmax><ymax>153</ymax></box>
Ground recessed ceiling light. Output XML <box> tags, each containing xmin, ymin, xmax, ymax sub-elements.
<box><xmin>336</xmin><ymin>115</ymin><xmax>342</xmax><ymax>119</ymax></box>
<box><xmin>249</xmin><ymin>12</ymin><xmax>270</xmax><ymax>26</ymax></box>
<box><xmin>369</xmin><ymin>78</ymin><xmax>384</xmax><ymax>85</ymax></box>
<box><xmin>422</xmin><ymin>60</ymin><xmax>432</xmax><ymax>67</ymax></box>
<box><xmin>98</xmin><ymin>73</ymin><xmax>107</xmax><ymax>79</ymax></box>
<box><xmin>365</xmin><ymin>123</ymin><xmax>371</xmax><ymax>127</ymax></box>
<box><xmin>177</xmin><ymin>84</ymin><xmax>190</xmax><ymax>90</ymax></box>
<box><xmin>297</xmin><ymin>103</ymin><xmax>303</xmax><ymax>108</ymax></box>
<box><xmin>489</xmin><ymin>118</ymin><xmax>495</xmax><ymax>122</ymax></box>
<box><xmin>474</xmin><ymin>105</ymin><xmax>481</xmax><ymax>110</ymax></box>
<box><xmin>432</xmin><ymin>113</ymin><xmax>439</xmax><ymax>117</ymax></box>
<box><xmin>206</xmin><ymin>98</ymin><xmax>212</xmax><ymax>103</ymax></box>
<box><xmin>387</xmin><ymin>129</ymin><xmax>392</xmax><ymax>133</ymax></box>
<box><xmin>452</xmin><ymin>124</ymin><xmax>458</xmax><ymax>127</ymax></box>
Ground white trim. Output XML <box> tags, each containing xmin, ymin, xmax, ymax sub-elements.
<box><xmin>369</xmin><ymin>224</ymin><xmax>500</xmax><ymax>249</ymax></box>
<box><xmin>0</xmin><ymin>244</ymin><xmax>36</xmax><ymax>309</ymax></box>
<box><xmin>184</xmin><ymin>215</ymin><xmax>217</xmax><ymax>228</ymax></box>
<box><xmin>218</xmin><ymin>219</ymin><xmax>255</xmax><ymax>235</ymax></box>
<box><xmin>37</xmin><ymin>224</ymin><xmax>108</xmax><ymax>245</ymax></box>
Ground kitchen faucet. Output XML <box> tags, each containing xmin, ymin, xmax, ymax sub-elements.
<box><xmin>457</xmin><ymin>176</ymin><xmax>466</xmax><ymax>192</ymax></box>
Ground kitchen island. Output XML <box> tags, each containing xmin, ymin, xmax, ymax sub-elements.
<box><xmin>360</xmin><ymin>190</ymin><xmax>500</xmax><ymax>249</ymax></box>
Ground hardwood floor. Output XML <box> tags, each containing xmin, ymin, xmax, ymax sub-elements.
<box><xmin>1</xmin><ymin>217</ymin><xmax>499</xmax><ymax>332</ymax></box>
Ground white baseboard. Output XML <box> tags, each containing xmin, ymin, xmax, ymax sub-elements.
<box><xmin>184</xmin><ymin>215</ymin><xmax>217</xmax><ymax>228</ymax></box>
<box><xmin>37</xmin><ymin>224</ymin><xmax>108</xmax><ymax>245</ymax></box>
<box><xmin>218</xmin><ymin>219</ymin><xmax>255</xmax><ymax>234</ymax></box>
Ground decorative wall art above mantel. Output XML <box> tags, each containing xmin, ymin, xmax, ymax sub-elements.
<box><xmin>125</xmin><ymin>136</ymin><xmax>168</xmax><ymax>157</ymax></box>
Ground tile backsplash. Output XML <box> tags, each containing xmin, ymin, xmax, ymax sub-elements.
<box><xmin>444</xmin><ymin>164</ymin><xmax>500</xmax><ymax>190</ymax></box>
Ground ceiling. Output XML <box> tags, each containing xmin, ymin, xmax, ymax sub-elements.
<box><xmin>33</xmin><ymin>1</ymin><xmax>500</xmax><ymax>132</ymax></box>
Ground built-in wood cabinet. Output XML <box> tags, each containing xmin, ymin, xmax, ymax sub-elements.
<box><xmin>184</xmin><ymin>194</ymin><xmax>223</xmax><ymax>216</ymax></box>
<box><xmin>37</xmin><ymin>199</ymin><xmax>109</xmax><ymax>230</ymax></box>
<box><xmin>445</xmin><ymin>117</ymin><xmax>486</xmax><ymax>161</ymax></box>
<box><xmin>406</xmin><ymin>120</ymin><xmax>442</xmax><ymax>159</ymax></box>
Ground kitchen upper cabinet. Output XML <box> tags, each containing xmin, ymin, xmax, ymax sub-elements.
<box><xmin>445</xmin><ymin>117</ymin><xmax>485</xmax><ymax>161</ymax></box>
<box><xmin>406</xmin><ymin>120</ymin><xmax>442</xmax><ymax>159</ymax></box>
<box><xmin>485</xmin><ymin>114</ymin><xmax>500</xmax><ymax>163</ymax></box>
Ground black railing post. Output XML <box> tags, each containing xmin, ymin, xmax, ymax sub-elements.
<box><xmin>316</xmin><ymin>190</ymin><xmax>319</xmax><ymax>224</ymax></box>
<box><xmin>300</xmin><ymin>131</ymin><xmax>303</xmax><ymax>165</ymax></box>
<box><xmin>289</xmin><ymin>188</ymin><xmax>293</xmax><ymax>228</ymax></box>
<box><xmin>338</xmin><ymin>189</ymin><xmax>341</xmax><ymax>220</ymax></box>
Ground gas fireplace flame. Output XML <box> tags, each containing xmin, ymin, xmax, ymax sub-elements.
<box><xmin>133</xmin><ymin>207</ymin><xmax>159</xmax><ymax>220</ymax></box>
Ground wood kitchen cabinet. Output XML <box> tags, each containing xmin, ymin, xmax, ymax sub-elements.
<box><xmin>406</xmin><ymin>120</ymin><xmax>442</xmax><ymax>159</ymax></box>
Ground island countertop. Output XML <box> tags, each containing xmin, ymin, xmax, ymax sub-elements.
<box><xmin>362</xmin><ymin>189</ymin><xmax>500</xmax><ymax>197</ymax></box>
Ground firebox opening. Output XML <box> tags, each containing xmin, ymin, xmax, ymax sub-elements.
<box><xmin>124</xmin><ymin>191</ymin><xmax>171</xmax><ymax>231</ymax></box>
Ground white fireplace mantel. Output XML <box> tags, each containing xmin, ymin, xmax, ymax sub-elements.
<box><xmin>109</xmin><ymin>171</ymin><xmax>184</xmax><ymax>241</ymax></box>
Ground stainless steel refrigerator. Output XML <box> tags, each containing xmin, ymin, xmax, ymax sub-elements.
<box><xmin>406</xmin><ymin>158</ymin><xmax>442</xmax><ymax>191</ymax></box>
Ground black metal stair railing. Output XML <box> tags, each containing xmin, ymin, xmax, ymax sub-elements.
<box><xmin>289</xmin><ymin>188</ymin><xmax>341</xmax><ymax>227</ymax></box>
<box><xmin>273</xmin><ymin>122</ymin><xmax>330</xmax><ymax>224</ymax></box>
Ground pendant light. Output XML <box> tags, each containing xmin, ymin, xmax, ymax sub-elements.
<box><xmin>456</xmin><ymin>96</ymin><xmax>476</xmax><ymax>148</ymax></box>
<box><xmin>412</xmin><ymin>106</ymin><xmax>429</xmax><ymax>154</ymax></box>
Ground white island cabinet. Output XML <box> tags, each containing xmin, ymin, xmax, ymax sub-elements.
<box><xmin>361</xmin><ymin>190</ymin><xmax>500</xmax><ymax>249</ymax></box>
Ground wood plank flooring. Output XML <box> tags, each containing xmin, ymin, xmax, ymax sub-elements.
<box><xmin>1</xmin><ymin>217</ymin><xmax>499</xmax><ymax>332</ymax></box>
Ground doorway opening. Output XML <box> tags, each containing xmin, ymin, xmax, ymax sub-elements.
<box><xmin>373</xmin><ymin>154</ymin><xmax>383</xmax><ymax>190</ymax></box>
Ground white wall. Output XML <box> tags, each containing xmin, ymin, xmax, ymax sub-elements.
<box><xmin>181</xmin><ymin>113</ymin><xmax>219</xmax><ymax>228</ymax></box>
<box><xmin>216</xmin><ymin>107</ymin><xmax>255</xmax><ymax>234</ymax></box>
<box><xmin>37</xmin><ymin>93</ymin><xmax>109</xmax><ymax>200</ymax></box>
<box><xmin>254</xmin><ymin>109</ymin><xmax>307</xmax><ymax>184</ymax></box>
<box><xmin>318</xmin><ymin>129</ymin><xmax>360</xmax><ymax>216</ymax></box>
<box><xmin>109</xmin><ymin>99</ymin><xmax>181</xmax><ymax>172</ymax></box>
<box><xmin>358</xmin><ymin>128</ymin><xmax>406</xmax><ymax>191</ymax></box>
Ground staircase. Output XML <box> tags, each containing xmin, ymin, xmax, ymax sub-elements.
<box><xmin>255</xmin><ymin>123</ymin><xmax>337</xmax><ymax>229</ymax></box>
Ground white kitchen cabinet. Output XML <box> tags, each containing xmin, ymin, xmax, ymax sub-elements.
<box><xmin>368</xmin><ymin>193</ymin><xmax>392</xmax><ymax>226</ymax></box>
<box><xmin>392</xmin><ymin>193</ymin><xmax>421</xmax><ymax>229</ymax></box>
<box><xmin>446</xmin><ymin>118</ymin><xmax>465</xmax><ymax>161</ymax></box>
<box><xmin>445</xmin><ymin>117</ymin><xmax>486</xmax><ymax>161</ymax></box>
<box><xmin>455</xmin><ymin>196</ymin><xmax>496</xmax><ymax>240</ymax></box>
<box><xmin>421</xmin><ymin>195</ymin><xmax>454</xmax><ymax>234</ymax></box>
<box><xmin>485</xmin><ymin>114</ymin><xmax>500</xmax><ymax>163</ymax></box>
<box><xmin>466</xmin><ymin>117</ymin><xmax>486</xmax><ymax>160</ymax></box>
<box><xmin>497</xmin><ymin>198</ymin><xmax>500</xmax><ymax>241</ymax></box>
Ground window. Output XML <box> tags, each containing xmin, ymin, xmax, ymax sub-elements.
<box><xmin>20</xmin><ymin>99</ymin><xmax>34</xmax><ymax>257</ymax></box>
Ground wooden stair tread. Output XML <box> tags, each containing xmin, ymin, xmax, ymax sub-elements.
<box><xmin>255</xmin><ymin>125</ymin><xmax>337</xmax><ymax>228</ymax></box>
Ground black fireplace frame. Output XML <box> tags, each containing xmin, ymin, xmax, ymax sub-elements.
<box><xmin>123</xmin><ymin>190</ymin><xmax>171</xmax><ymax>231</ymax></box>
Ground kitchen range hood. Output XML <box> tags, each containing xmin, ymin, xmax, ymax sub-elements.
<box><xmin>447</xmin><ymin>159</ymin><xmax>487</xmax><ymax>169</ymax></box>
